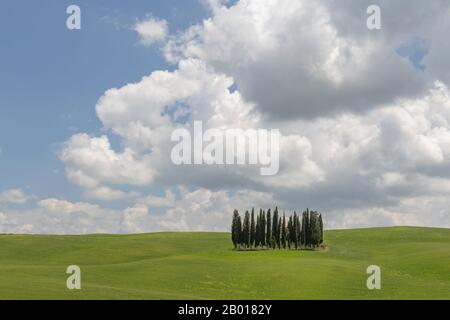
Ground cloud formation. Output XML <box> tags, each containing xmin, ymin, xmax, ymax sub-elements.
<box><xmin>57</xmin><ymin>0</ymin><xmax>450</xmax><ymax>232</ymax></box>
<box><xmin>0</xmin><ymin>188</ymin><xmax>275</xmax><ymax>234</ymax></box>
<box><xmin>134</xmin><ymin>16</ymin><xmax>168</xmax><ymax>46</ymax></box>
<box><xmin>164</xmin><ymin>0</ymin><xmax>445</xmax><ymax>119</ymax></box>
<box><xmin>3</xmin><ymin>0</ymin><xmax>450</xmax><ymax>234</ymax></box>
<box><xmin>0</xmin><ymin>189</ymin><xmax>29</xmax><ymax>205</ymax></box>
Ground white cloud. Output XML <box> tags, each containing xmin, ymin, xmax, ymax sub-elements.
<box><xmin>138</xmin><ymin>189</ymin><xmax>176</xmax><ymax>208</ymax></box>
<box><xmin>58</xmin><ymin>67</ymin><xmax>450</xmax><ymax>231</ymax></box>
<box><xmin>327</xmin><ymin>195</ymin><xmax>450</xmax><ymax>229</ymax></box>
<box><xmin>134</xmin><ymin>16</ymin><xmax>168</xmax><ymax>46</ymax></box>
<box><xmin>0</xmin><ymin>189</ymin><xmax>29</xmax><ymax>204</ymax></box>
<box><xmin>62</xmin><ymin>58</ymin><xmax>321</xmax><ymax>192</ymax></box>
<box><xmin>2</xmin><ymin>181</ymin><xmax>448</xmax><ymax>235</ymax></box>
<box><xmin>38</xmin><ymin>198</ymin><xmax>102</xmax><ymax>214</ymax></box>
<box><xmin>83</xmin><ymin>186</ymin><xmax>139</xmax><ymax>202</ymax></box>
<box><xmin>60</xmin><ymin>134</ymin><xmax>157</xmax><ymax>188</ymax></box>
<box><xmin>50</xmin><ymin>0</ymin><xmax>450</xmax><ymax>232</ymax></box>
<box><xmin>0</xmin><ymin>189</ymin><xmax>275</xmax><ymax>234</ymax></box>
<box><xmin>0</xmin><ymin>211</ymin><xmax>35</xmax><ymax>234</ymax></box>
<box><xmin>120</xmin><ymin>187</ymin><xmax>276</xmax><ymax>233</ymax></box>
<box><xmin>0</xmin><ymin>212</ymin><xmax>6</xmax><ymax>224</ymax></box>
<box><xmin>163</xmin><ymin>0</ymin><xmax>436</xmax><ymax>119</ymax></box>
<box><xmin>121</xmin><ymin>204</ymin><xmax>149</xmax><ymax>233</ymax></box>
<box><xmin>30</xmin><ymin>198</ymin><xmax>120</xmax><ymax>234</ymax></box>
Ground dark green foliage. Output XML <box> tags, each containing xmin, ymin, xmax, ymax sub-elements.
<box><xmin>310</xmin><ymin>211</ymin><xmax>322</xmax><ymax>247</ymax></box>
<box><xmin>243</xmin><ymin>211</ymin><xmax>250</xmax><ymax>248</ymax></box>
<box><xmin>272</xmin><ymin>207</ymin><xmax>278</xmax><ymax>249</ymax></box>
<box><xmin>281</xmin><ymin>213</ymin><xmax>287</xmax><ymax>249</ymax></box>
<box><xmin>301</xmin><ymin>212</ymin><xmax>306</xmax><ymax>246</ymax></box>
<box><xmin>250</xmin><ymin>208</ymin><xmax>256</xmax><ymax>248</ymax></box>
<box><xmin>293</xmin><ymin>212</ymin><xmax>299</xmax><ymax>249</ymax></box>
<box><xmin>231</xmin><ymin>208</ymin><xmax>324</xmax><ymax>250</ymax></box>
<box><xmin>266</xmin><ymin>209</ymin><xmax>272</xmax><ymax>249</ymax></box>
<box><xmin>255</xmin><ymin>213</ymin><xmax>260</xmax><ymax>247</ymax></box>
<box><xmin>231</xmin><ymin>210</ymin><xmax>240</xmax><ymax>249</ymax></box>
<box><xmin>319</xmin><ymin>214</ymin><xmax>324</xmax><ymax>244</ymax></box>
<box><xmin>278</xmin><ymin>217</ymin><xmax>282</xmax><ymax>249</ymax></box>
<box><xmin>303</xmin><ymin>209</ymin><xmax>311</xmax><ymax>247</ymax></box>
<box><xmin>287</xmin><ymin>216</ymin><xmax>292</xmax><ymax>249</ymax></box>
<box><xmin>305</xmin><ymin>210</ymin><xmax>309</xmax><ymax>247</ymax></box>
<box><xmin>261</xmin><ymin>210</ymin><xmax>266</xmax><ymax>247</ymax></box>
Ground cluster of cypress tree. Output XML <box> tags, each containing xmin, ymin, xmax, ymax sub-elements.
<box><xmin>231</xmin><ymin>207</ymin><xmax>324</xmax><ymax>250</ymax></box>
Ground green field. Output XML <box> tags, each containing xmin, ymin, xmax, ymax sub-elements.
<box><xmin>0</xmin><ymin>227</ymin><xmax>449</xmax><ymax>299</ymax></box>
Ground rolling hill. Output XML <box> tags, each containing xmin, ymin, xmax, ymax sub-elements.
<box><xmin>0</xmin><ymin>227</ymin><xmax>449</xmax><ymax>299</ymax></box>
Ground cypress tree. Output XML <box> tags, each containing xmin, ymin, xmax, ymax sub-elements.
<box><xmin>316</xmin><ymin>212</ymin><xmax>321</xmax><ymax>247</ymax></box>
<box><xmin>276</xmin><ymin>207</ymin><xmax>281</xmax><ymax>248</ymax></box>
<box><xmin>306</xmin><ymin>209</ymin><xmax>311</xmax><ymax>247</ymax></box>
<box><xmin>243</xmin><ymin>211</ymin><xmax>250</xmax><ymax>248</ymax></box>
<box><xmin>304</xmin><ymin>211</ymin><xmax>308</xmax><ymax>246</ymax></box>
<box><xmin>250</xmin><ymin>208</ymin><xmax>256</xmax><ymax>248</ymax></box>
<box><xmin>255</xmin><ymin>214</ymin><xmax>261</xmax><ymax>248</ymax></box>
<box><xmin>287</xmin><ymin>216</ymin><xmax>292</xmax><ymax>249</ymax></box>
<box><xmin>281</xmin><ymin>213</ymin><xmax>287</xmax><ymax>249</ymax></box>
<box><xmin>291</xmin><ymin>215</ymin><xmax>296</xmax><ymax>248</ymax></box>
<box><xmin>266</xmin><ymin>209</ymin><xmax>272</xmax><ymax>248</ymax></box>
<box><xmin>277</xmin><ymin>217</ymin><xmax>282</xmax><ymax>249</ymax></box>
<box><xmin>272</xmin><ymin>207</ymin><xmax>278</xmax><ymax>249</ymax></box>
<box><xmin>319</xmin><ymin>214</ymin><xmax>324</xmax><ymax>245</ymax></box>
<box><xmin>302</xmin><ymin>210</ymin><xmax>310</xmax><ymax>247</ymax></box>
<box><xmin>310</xmin><ymin>212</ymin><xmax>316</xmax><ymax>247</ymax></box>
<box><xmin>259</xmin><ymin>211</ymin><xmax>263</xmax><ymax>247</ymax></box>
<box><xmin>237</xmin><ymin>214</ymin><xmax>243</xmax><ymax>248</ymax></box>
<box><xmin>231</xmin><ymin>210</ymin><xmax>240</xmax><ymax>249</ymax></box>
<box><xmin>311</xmin><ymin>212</ymin><xmax>322</xmax><ymax>247</ymax></box>
<box><xmin>231</xmin><ymin>207</ymin><xmax>325</xmax><ymax>250</ymax></box>
<box><xmin>261</xmin><ymin>210</ymin><xmax>266</xmax><ymax>247</ymax></box>
<box><xmin>293</xmin><ymin>212</ymin><xmax>298</xmax><ymax>249</ymax></box>
<box><xmin>301</xmin><ymin>211</ymin><xmax>306</xmax><ymax>246</ymax></box>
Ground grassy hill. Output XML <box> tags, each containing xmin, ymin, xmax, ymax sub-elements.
<box><xmin>0</xmin><ymin>227</ymin><xmax>449</xmax><ymax>299</ymax></box>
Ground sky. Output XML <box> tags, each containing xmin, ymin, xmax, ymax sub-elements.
<box><xmin>0</xmin><ymin>0</ymin><xmax>449</xmax><ymax>234</ymax></box>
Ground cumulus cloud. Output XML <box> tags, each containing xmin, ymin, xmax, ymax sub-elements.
<box><xmin>46</xmin><ymin>0</ymin><xmax>450</xmax><ymax>232</ymax></box>
<box><xmin>0</xmin><ymin>211</ymin><xmax>34</xmax><ymax>234</ymax></box>
<box><xmin>120</xmin><ymin>204</ymin><xmax>150</xmax><ymax>233</ymax></box>
<box><xmin>0</xmin><ymin>189</ymin><xmax>275</xmax><ymax>234</ymax></box>
<box><xmin>2</xmin><ymin>180</ymin><xmax>448</xmax><ymax>235</ymax></box>
<box><xmin>62</xmin><ymin>58</ymin><xmax>322</xmax><ymax>192</ymax></box>
<box><xmin>327</xmin><ymin>194</ymin><xmax>450</xmax><ymax>229</ymax></box>
<box><xmin>83</xmin><ymin>186</ymin><xmax>140</xmax><ymax>202</ymax></box>
<box><xmin>60</xmin><ymin>134</ymin><xmax>157</xmax><ymax>187</ymax></box>
<box><xmin>38</xmin><ymin>198</ymin><xmax>102</xmax><ymax>214</ymax></box>
<box><xmin>163</xmin><ymin>0</ymin><xmax>443</xmax><ymax>119</ymax></box>
<box><xmin>134</xmin><ymin>16</ymin><xmax>168</xmax><ymax>46</ymax></box>
<box><xmin>120</xmin><ymin>187</ymin><xmax>276</xmax><ymax>233</ymax></box>
<box><xmin>0</xmin><ymin>189</ymin><xmax>29</xmax><ymax>204</ymax></box>
<box><xmin>2</xmin><ymin>198</ymin><xmax>122</xmax><ymax>234</ymax></box>
<box><xmin>138</xmin><ymin>189</ymin><xmax>176</xmax><ymax>208</ymax></box>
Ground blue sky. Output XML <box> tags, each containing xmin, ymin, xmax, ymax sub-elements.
<box><xmin>0</xmin><ymin>0</ymin><xmax>209</xmax><ymax>203</ymax></box>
